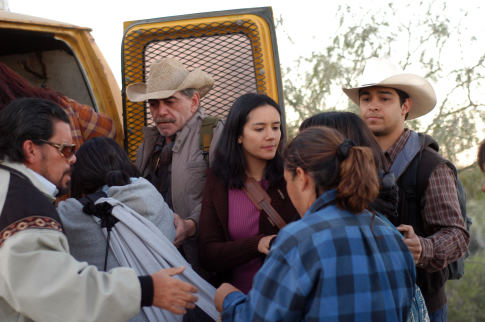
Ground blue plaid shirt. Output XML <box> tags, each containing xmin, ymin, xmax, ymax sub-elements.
<box><xmin>222</xmin><ymin>189</ymin><xmax>416</xmax><ymax>321</ymax></box>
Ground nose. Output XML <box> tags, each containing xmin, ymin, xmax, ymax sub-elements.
<box><xmin>68</xmin><ymin>154</ymin><xmax>76</xmax><ymax>165</ymax></box>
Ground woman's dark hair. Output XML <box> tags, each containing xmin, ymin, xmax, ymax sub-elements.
<box><xmin>0</xmin><ymin>97</ymin><xmax>69</xmax><ymax>162</ymax></box>
<box><xmin>479</xmin><ymin>140</ymin><xmax>485</xmax><ymax>172</ymax></box>
<box><xmin>300</xmin><ymin>111</ymin><xmax>386</xmax><ymax>170</ymax></box>
<box><xmin>70</xmin><ymin>137</ymin><xmax>140</xmax><ymax>198</ymax></box>
<box><xmin>284</xmin><ymin>126</ymin><xmax>379</xmax><ymax>213</ymax></box>
<box><xmin>212</xmin><ymin>93</ymin><xmax>284</xmax><ymax>189</ymax></box>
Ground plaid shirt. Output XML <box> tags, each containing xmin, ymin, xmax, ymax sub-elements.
<box><xmin>222</xmin><ymin>189</ymin><xmax>415</xmax><ymax>321</ymax></box>
<box><xmin>385</xmin><ymin>129</ymin><xmax>469</xmax><ymax>272</ymax></box>
<box><xmin>60</xmin><ymin>96</ymin><xmax>116</xmax><ymax>149</ymax></box>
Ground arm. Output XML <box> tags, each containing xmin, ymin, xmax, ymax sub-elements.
<box><xmin>218</xmin><ymin>248</ymin><xmax>305</xmax><ymax>322</ymax></box>
<box><xmin>0</xmin><ymin>229</ymin><xmax>140</xmax><ymax>322</ymax></box>
<box><xmin>198</xmin><ymin>172</ymin><xmax>263</xmax><ymax>272</ymax></box>
<box><xmin>63</xmin><ymin>96</ymin><xmax>117</xmax><ymax>141</ymax></box>
<box><xmin>415</xmin><ymin>163</ymin><xmax>470</xmax><ymax>271</ymax></box>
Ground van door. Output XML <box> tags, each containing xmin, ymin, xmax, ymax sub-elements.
<box><xmin>121</xmin><ymin>7</ymin><xmax>284</xmax><ymax>159</ymax></box>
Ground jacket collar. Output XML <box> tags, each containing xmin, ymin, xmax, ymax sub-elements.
<box><xmin>0</xmin><ymin>160</ymin><xmax>57</xmax><ymax>202</ymax></box>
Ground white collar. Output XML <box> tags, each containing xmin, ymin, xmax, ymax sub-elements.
<box><xmin>27</xmin><ymin>168</ymin><xmax>59</xmax><ymax>197</ymax></box>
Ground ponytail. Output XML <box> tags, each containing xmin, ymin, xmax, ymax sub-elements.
<box><xmin>284</xmin><ymin>126</ymin><xmax>379</xmax><ymax>214</ymax></box>
<box><xmin>337</xmin><ymin>146</ymin><xmax>379</xmax><ymax>213</ymax></box>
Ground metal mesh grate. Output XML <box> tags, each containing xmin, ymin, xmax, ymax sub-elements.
<box><xmin>122</xmin><ymin>19</ymin><xmax>267</xmax><ymax>159</ymax></box>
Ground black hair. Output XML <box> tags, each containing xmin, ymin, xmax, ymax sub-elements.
<box><xmin>0</xmin><ymin>97</ymin><xmax>69</xmax><ymax>162</ymax></box>
<box><xmin>300</xmin><ymin>111</ymin><xmax>386</xmax><ymax>170</ymax></box>
<box><xmin>358</xmin><ymin>87</ymin><xmax>410</xmax><ymax>119</ymax></box>
<box><xmin>212</xmin><ymin>93</ymin><xmax>284</xmax><ymax>189</ymax></box>
<box><xmin>284</xmin><ymin>126</ymin><xmax>379</xmax><ymax>214</ymax></box>
<box><xmin>70</xmin><ymin>137</ymin><xmax>140</xmax><ymax>198</ymax></box>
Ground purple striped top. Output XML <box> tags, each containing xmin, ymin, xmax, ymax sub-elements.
<box><xmin>227</xmin><ymin>180</ymin><xmax>268</xmax><ymax>294</ymax></box>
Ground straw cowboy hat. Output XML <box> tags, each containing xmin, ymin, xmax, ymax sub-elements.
<box><xmin>342</xmin><ymin>57</ymin><xmax>436</xmax><ymax>120</ymax></box>
<box><xmin>126</xmin><ymin>58</ymin><xmax>214</xmax><ymax>102</ymax></box>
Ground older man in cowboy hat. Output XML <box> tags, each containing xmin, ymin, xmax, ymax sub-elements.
<box><xmin>343</xmin><ymin>57</ymin><xmax>469</xmax><ymax>321</ymax></box>
<box><xmin>127</xmin><ymin>58</ymin><xmax>223</xmax><ymax>270</ymax></box>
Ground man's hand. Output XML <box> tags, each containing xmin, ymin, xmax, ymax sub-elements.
<box><xmin>257</xmin><ymin>235</ymin><xmax>276</xmax><ymax>255</ymax></box>
<box><xmin>151</xmin><ymin>266</ymin><xmax>198</xmax><ymax>314</ymax></box>
<box><xmin>397</xmin><ymin>224</ymin><xmax>422</xmax><ymax>264</ymax></box>
<box><xmin>174</xmin><ymin>213</ymin><xmax>196</xmax><ymax>247</ymax></box>
<box><xmin>215</xmin><ymin>283</ymin><xmax>240</xmax><ymax>312</ymax></box>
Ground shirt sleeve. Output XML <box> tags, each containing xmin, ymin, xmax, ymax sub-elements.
<box><xmin>63</xmin><ymin>96</ymin><xmax>117</xmax><ymax>142</ymax></box>
<box><xmin>417</xmin><ymin>163</ymin><xmax>470</xmax><ymax>271</ymax></box>
<box><xmin>0</xmin><ymin>229</ymin><xmax>141</xmax><ymax>322</ymax></box>
<box><xmin>221</xmin><ymin>247</ymin><xmax>305</xmax><ymax>321</ymax></box>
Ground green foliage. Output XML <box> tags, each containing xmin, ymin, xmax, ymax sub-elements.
<box><xmin>447</xmin><ymin>249</ymin><xmax>485</xmax><ymax>321</ymax></box>
<box><xmin>282</xmin><ymin>1</ymin><xmax>485</xmax><ymax>164</ymax></box>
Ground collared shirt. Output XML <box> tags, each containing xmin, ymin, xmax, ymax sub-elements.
<box><xmin>385</xmin><ymin>129</ymin><xmax>469</xmax><ymax>271</ymax></box>
<box><xmin>28</xmin><ymin>168</ymin><xmax>58</xmax><ymax>197</ymax></box>
<box><xmin>222</xmin><ymin>189</ymin><xmax>415</xmax><ymax>321</ymax></box>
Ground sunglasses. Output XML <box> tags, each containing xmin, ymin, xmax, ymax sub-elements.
<box><xmin>40</xmin><ymin>139</ymin><xmax>76</xmax><ymax>159</ymax></box>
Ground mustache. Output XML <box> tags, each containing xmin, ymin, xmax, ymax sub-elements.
<box><xmin>155</xmin><ymin>117</ymin><xmax>176</xmax><ymax>124</ymax></box>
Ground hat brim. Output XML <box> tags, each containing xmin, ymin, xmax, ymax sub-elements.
<box><xmin>342</xmin><ymin>74</ymin><xmax>436</xmax><ymax>120</ymax></box>
<box><xmin>126</xmin><ymin>68</ymin><xmax>214</xmax><ymax>102</ymax></box>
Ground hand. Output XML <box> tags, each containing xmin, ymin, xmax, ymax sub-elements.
<box><xmin>151</xmin><ymin>266</ymin><xmax>198</xmax><ymax>314</ymax></box>
<box><xmin>174</xmin><ymin>213</ymin><xmax>196</xmax><ymax>247</ymax></box>
<box><xmin>215</xmin><ymin>283</ymin><xmax>240</xmax><ymax>312</ymax></box>
<box><xmin>258</xmin><ymin>235</ymin><xmax>276</xmax><ymax>255</ymax></box>
<box><xmin>397</xmin><ymin>224</ymin><xmax>422</xmax><ymax>264</ymax></box>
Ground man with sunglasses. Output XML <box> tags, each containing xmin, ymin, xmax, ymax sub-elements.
<box><xmin>0</xmin><ymin>98</ymin><xmax>198</xmax><ymax>322</ymax></box>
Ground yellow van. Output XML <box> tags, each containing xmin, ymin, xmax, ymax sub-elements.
<box><xmin>0</xmin><ymin>7</ymin><xmax>283</xmax><ymax>158</ymax></box>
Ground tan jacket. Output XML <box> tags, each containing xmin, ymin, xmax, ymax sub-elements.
<box><xmin>135</xmin><ymin>108</ymin><xmax>224</xmax><ymax>225</ymax></box>
<box><xmin>0</xmin><ymin>161</ymin><xmax>141</xmax><ymax>322</ymax></box>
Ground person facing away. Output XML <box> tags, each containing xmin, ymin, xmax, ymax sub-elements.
<box><xmin>343</xmin><ymin>57</ymin><xmax>469</xmax><ymax>320</ymax></box>
<box><xmin>198</xmin><ymin>93</ymin><xmax>298</xmax><ymax>293</ymax></box>
<box><xmin>299</xmin><ymin>111</ymin><xmax>398</xmax><ymax>218</ymax></box>
<box><xmin>300</xmin><ymin>111</ymin><xmax>429</xmax><ymax>322</ymax></box>
<box><xmin>214</xmin><ymin>126</ymin><xmax>416</xmax><ymax>321</ymax></box>
<box><xmin>57</xmin><ymin>136</ymin><xmax>175</xmax><ymax>271</ymax></box>
<box><xmin>0</xmin><ymin>98</ymin><xmax>197</xmax><ymax>322</ymax></box>
<box><xmin>126</xmin><ymin>58</ymin><xmax>224</xmax><ymax>269</ymax></box>
<box><xmin>0</xmin><ymin>62</ymin><xmax>117</xmax><ymax>150</ymax></box>
<box><xmin>479</xmin><ymin>140</ymin><xmax>485</xmax><ymax>192</ymax></box>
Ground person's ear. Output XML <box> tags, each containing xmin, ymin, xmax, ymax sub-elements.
<box><xmin>295</xmin><ymin>167</ymin><xmax>311</xmax><ymax>191</ymax></box>
<box><xmin>22</xmin><ymin>140</ymin><xmax>39</xmax><ymax>165</ymax></box>
<box><xmin>401</xmin><ymin>97</ymin><xmax>412</xmax><ymax>116</ymax></box>
<box><xmin>189</xmin><ymin>91</ymin><xmax>200</xmax><ymax>114</ymax></box>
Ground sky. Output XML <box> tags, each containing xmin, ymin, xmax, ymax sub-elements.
<box><xmin>8</xmin><ymin>0</ymin><xmax>342</xmax><ymax>86</ymax></box>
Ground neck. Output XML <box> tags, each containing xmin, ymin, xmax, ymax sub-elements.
<box><xmin>375</xmin><ymin>125</ymin><xmax>405</xmax><ymax>151</ymax></box>
<box><xmin>245</xmin><ymin>156</ymin><xmax>267</xmax><ymax>182</ymax></box>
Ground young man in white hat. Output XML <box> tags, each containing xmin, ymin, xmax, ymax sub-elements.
<box><xmin>126</xmin><ymin>58</ymin><xmax>223</xmax><ymax>273</ymax></box>
<box><xmin>343</xmin><ymin>57</ymin><xmax>469</xmax><ymax>321</ymax></box>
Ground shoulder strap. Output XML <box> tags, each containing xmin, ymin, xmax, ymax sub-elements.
<box><xmin>389</xmin><ymin>131</ymin><xmax>422</xmax><ymax>180</ymax></box>
<box><xmin>200</xmin><ymin>115</ymin><xmax>220</xmax><ymax>164</ymax></box>
<box><xmin>243</xmin><ymin>177</ymin><xmax>287</xmax><ymax>229</ymax></box>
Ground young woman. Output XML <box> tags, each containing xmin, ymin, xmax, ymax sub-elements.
<box><xmin>57</xmin><ymin>137</ymin><xmax>180</xmax><ymax>322</ymax></box>
<box><xmin>215</xmin><ymin>126</ymin><xmax>416</xmax><ymax>321</ymax></box>
<box><xmin>300</xmin><ymin>111</ymin><xmax>429</xmax><ymax>321</ymax></box>
<box><xmin>299</xmin><ymin>111</ymin><xmax>398</xmax><ymax>218</ymax></box>
<box><xmin>198</xmin><ymin>93</ymin><xmax>298</xmax><ymax>294</ymax></box>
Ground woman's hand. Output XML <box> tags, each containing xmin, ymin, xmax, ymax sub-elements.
<box><xmin>215</xmin><ymin>283</ymin><xmax>240</xmax><ymax>312</ymax></box>
<box><xmin>258</xmin><ymin>234</ymin><xmax>276</xmax><ymax>255</ymax></box>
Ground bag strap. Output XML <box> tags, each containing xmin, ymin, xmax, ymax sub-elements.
<box><xmin>389</xmin><ymin>130</ymin><xmax>422</xmax><ymax>180</ymax></box>
<box><xmin>243</xmin><ymin>177</ymin><xmax>287</xmax><ymax>229</ymax></box>
<box><xmin>199</xmin><ymin>115</ymin><xmax>219</xmax><ymax>165</ymax></box>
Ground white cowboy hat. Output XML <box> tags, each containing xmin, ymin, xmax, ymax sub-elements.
<box><xmin>342</xmin><ymin>57</ymin><xmax>436</xmax><ymax>120</ymax></box>
<box><xmin>126</xmin><ymin>58</ymin><xmax>214</xmax><ymax>102</ymax></box>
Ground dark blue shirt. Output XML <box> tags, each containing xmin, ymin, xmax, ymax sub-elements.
<box><xmin>222</xmin><ymin>189</ymin><xmax>416</xmax><ymax>321</ymax></box>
